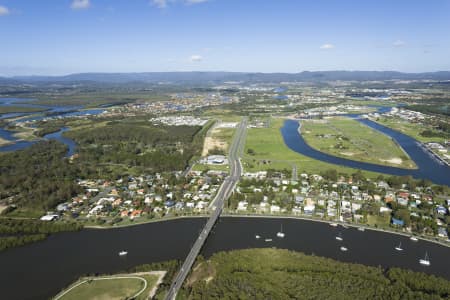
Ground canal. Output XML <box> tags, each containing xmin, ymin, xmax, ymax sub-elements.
<box><xmin>280</xmin><ymin>118</ymin><xmax>450</xmax><ymax>186</ymax></box>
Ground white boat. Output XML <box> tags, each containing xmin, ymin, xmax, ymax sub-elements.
<box><xmin>419</xmin><ymin>252</ymin><xmax>430</xmax><ymax>266</ymax></box>
<box><xmin>342</xmin><ymin>224</ymin><xmax>349</xmax><ymax>229</ymax></box>
<box><xmin>276</xmin><ymin>224</ymin><xmax>285</xmax><ymax>238</ymax></box>
<box><xmin>264</xmin><ymin>238</ymin><xmax>273</xmax><ymax>242</ymax></box>
<box><xmin>410</xmin><ymin>236</ymin><xmax>419</xmax><ymax>242</ymax></box>
<box><xmin>335</xmin><ymin>233</ymin><xmax>343</xmax><ymax>241</ymax></box>
<box><xmin>395</xmin><ymin>242</ymin><xmax>403</xmax><ymax>251</ymax></box>
<box><xmin>358</xmin><ymin>227</ymin><xmax>365</xmax><ymax>232</ymax></box>
<box><xmin>118</xmin><ymin>251</ymin><xmax>128</xmax><ymax>256</ymax></box>
<box><xmin>330</xmin><ymin>223</ymin><xmax>338</xmax><ymax>227</ymax></box>
<box><xmin>340</xmin><ymin>246</ymin><xmax>348</xmax><ymax>252</ymax></box>
<box><xmin>255</xmin><ymin>235</ymin><xmax>260</xmax><ymax>239</ymax></box>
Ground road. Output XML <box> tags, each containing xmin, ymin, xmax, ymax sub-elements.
<box><xmin>165</xmin><ymin>118</ymin><xmax>247</xmax><ymax>300</ymax></box>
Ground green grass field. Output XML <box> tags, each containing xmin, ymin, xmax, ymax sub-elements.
<box><xmin>375</xmin><ymin>117</ymin><xmax>448</xmax><ymax>144</ymax></box>
<box><xmin>57</xmin><ymin>273</ymin><xmax>159</xmax><ymax>300</ymax></box>
<box><xmin>301</xmin><ymin>117</ymin><xmax>416</xmax><ymax>169</ymax></box>
<box><xmin>243</xmin><ymin>117</ymin><xmax>382</xmax><ymax>178</ymax></box>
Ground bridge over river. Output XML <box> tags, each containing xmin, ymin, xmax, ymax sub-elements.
<box><xmin>165</xmin><ymin>118</ymin><xmax>247</xmax><ymax>300</ymax></box>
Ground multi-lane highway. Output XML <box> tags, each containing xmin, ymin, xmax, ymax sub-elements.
<box><xmin>165</xmin><ymin>118</ymin><xmax>247</xmax><ymax>300</ymax></box>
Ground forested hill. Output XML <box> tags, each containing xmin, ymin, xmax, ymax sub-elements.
<box><xmin>8</xmin><ymin>71</ymin><xmax>450</xmax><ymax>84</ymax></box>
<box><xmin>183</xmin><ymin>248</ymin><xmax>450</xmax><ymax>299</ymax></box>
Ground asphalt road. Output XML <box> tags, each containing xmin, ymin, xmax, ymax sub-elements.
<box><xmin>165</xmin><ymin>118</ymin><xmax>247</xmax><ymax>300</ymax></box>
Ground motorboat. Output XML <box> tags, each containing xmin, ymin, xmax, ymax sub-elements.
<box><xmin>358</xmin><ymin>227</ymin><xmax>365</xmax><ymax>232</ymax></box>
<box><xmin>410</xmin><ymin>236</ymin><xmax>419</xmax><ymax>242</ymax></box>
<box><xmin>340</xmin><ymin>246</ymin><xmax>348</xmax><ymax>252</ymax></box>
<box><xmin>264</xmin><ymin>238</ymin><xmax>273</xmax><ymax>242</ymax></box>
<box><xmin>329</xmin><ymin>223</ymin><xmax>338</xmax><ymax>227</ymax></box>
<box><xmin>335</xmin><ymin>233</ymin><xmax>343</xmax><ymax>241</ymax></box>
<box><xmin>118</xmin><ymin>251</ymin><xmax>128</xmax><ymax>256</ymax></box>
<box><xmin>255</xmin><ymin>235</ymin><xmax>261</xmax><ymax>239</ymax></box>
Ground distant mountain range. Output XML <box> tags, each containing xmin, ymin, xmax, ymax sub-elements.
<box><xmin>1</xmin><ymin>71</ymin><xmax>450</xmax><ymax>84</ymax></box>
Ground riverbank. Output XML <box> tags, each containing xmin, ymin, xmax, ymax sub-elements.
<box><xmin>54</xmin><ymin>271</ymin><xmax>165</xmax><ymax>300</ymax></box>
<box><xmin>242</xmin><ymin>117</ymin><xmax>382</xmax><ymax>178</ymax></box>
<box><xmin>2</xmin><ymin>216</ymin><xmax>450</xmax><ymax>300</ymax></box>
<box><xmin>84</xmin><ymin>214</ymin><xmax>208</xmax><ymax>229</ymax></box>
<box><xmin>185</xmin><ymin>248</ymin><xmax>450</xmax><ymax>299</ymax></box>
<box><xmin>299</xmin><ymin>117</ymin><xmax>417</xmax><ymax>169</ymax></box>
<box><xmin>221</xmin><ymin>213</ymin><xmax>450</xmax><ymax>249</ymax></box>
<box><xmin>84</xmin><ymin>212</ymin><xmax>450</xmax><ymax>248</ymax></box>
<box><xmin>282</xmin><ymin>118</ymin><xmax>450</xmax><ymax>185</ymax></box>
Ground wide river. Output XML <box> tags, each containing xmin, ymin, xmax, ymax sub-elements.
<box><xmin>0</xmin><ymin>217</ymin><xmax>449</xmax><ymax>300</ymax></box>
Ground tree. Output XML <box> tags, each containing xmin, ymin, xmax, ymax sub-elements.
<box><xmin>393</xmin><ymin>208</ymin><xmax>411</xmax><ymax>226</ymax></box>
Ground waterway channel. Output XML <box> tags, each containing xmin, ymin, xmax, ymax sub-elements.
<box><xmin>0</xmin><ymin>98</ymin><xmax>104</xmax><ymax>154</ymax></box>
<box><xmin>0</xmin><ymin>217</ymin><xmax>449</xmax><ymax>300</ymax></box>
<box><xmin>280</xmin><ymin>113</ymin><xmax>450</xmax><ymax>186</ymax></box>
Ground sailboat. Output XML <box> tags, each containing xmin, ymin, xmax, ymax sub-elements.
<box><xmin>277</xmin><ymin>224</ymin><xmax>285</xmax><ymax>238</ymax></box>
<box><xmin>335</xmin><ymin>232</ymin><xmax>343</xmax><ymax>241</ymax></box>
<box><xmin>395</xmin><ymin>242</ymin><xmax>403</xmax><ymax>251</ymax></box>
<box><xmin>419</xmin><ymin>252</ymin><xmax>430</xmax><ymax>266</ymax></box>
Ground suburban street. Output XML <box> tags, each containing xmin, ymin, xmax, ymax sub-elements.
<box><xmin>165</xmin><ymin>118</ymin><xmax>247</xmax><ymax>300</ymax></box>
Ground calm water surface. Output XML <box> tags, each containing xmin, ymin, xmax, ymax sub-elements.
<box><xmin>0</xmin><ymin>217</ymin><xmax>449</xmax><ymax>300</ymax></box>
<box><xmin>0</xmin><ymin>97</ymin><xmax>103</xmax><ymax>154</ymax></box>
<box><xmin>281</xmin><ymin>118</ymin><xmax>450</xmax><ymax>185</ymax></box>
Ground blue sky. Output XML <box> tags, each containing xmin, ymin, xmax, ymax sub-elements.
<box><xmin>0</xmin><ymin>0</ymin><xmax>449</xmax><ymax>75</ymax></box>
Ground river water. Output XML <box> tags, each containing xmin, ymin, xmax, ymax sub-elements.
<box><xmin>0</xmin><ymin>98</ymin><xmax>104</xmax><ymax>154</ymax></box>
<box><xmin>280</xmin><ymin>117</ymin><xmax>450</xmax><ymax>186</ymax></box>
<box><xmin>0</xmin><ymin>217</ymin><xmax>449</xmax><ymax>300</ymax></box>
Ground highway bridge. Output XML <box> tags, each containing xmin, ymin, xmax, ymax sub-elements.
<box><xmin>165</xmin><ymin>118</ymin><xmax>247</xmax><ymax>300</ymax></box>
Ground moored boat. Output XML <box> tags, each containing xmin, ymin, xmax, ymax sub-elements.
<box><xmin>395</xmin><ymin>242</ymin><xmax>403</xmax><ymax>251</ymax></box>
<box><xmin>419</xmin><ymin>252</ymin><xmax>430</xmax><ymax>266</ymax></box>
<box><xmin>276</xmin><ymin>224</ymin><xmax>285</xmax><ymax>238</ymax></box>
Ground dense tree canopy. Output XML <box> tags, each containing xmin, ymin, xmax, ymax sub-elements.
<box><xmin>185</xmin><ymin>248</ymin><xmax>450</xmax><ymax>299</ymax></box>
<box><xmin>0</xmin><ymin>141</ymin><xmax>82</xmax><ymax>212</ymax></box>
<box><xmin>65</xmin><ymin>123</ymin><xmax>203</xmax><ymax>172</ymax></box>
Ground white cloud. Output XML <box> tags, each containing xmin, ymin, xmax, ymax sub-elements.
<box><xmin>152</xmin><ymin>0</ymin><xmax>169</xmax><ymax>8</ymax></box>
<box><xmin>189</xmin><ymin>55</ymin><xmax>203</xmax><ymax>62</ymax></box>
<box><xmin>71</xmin><ymin>0</ymin><xmax>91</xmax><ymax>10</ymax></box>
<box><xmin>0</xmin><ymin>5</ymin><xmax>10</xmax><ymax>16</ymax></box>
<box><xmin>393</xmin><ymin>40</ymin><xmax>406</xmax><ymax>47</ymax></box>
<box><xmin>152</xmin><ymin>0</ymin><xmax>209</xmax><ymax>8</ymax></box>
<box><xmin>320</xmin><ymin>44</ymin><xmax>335</xmax><ymax>50</ymax></box>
